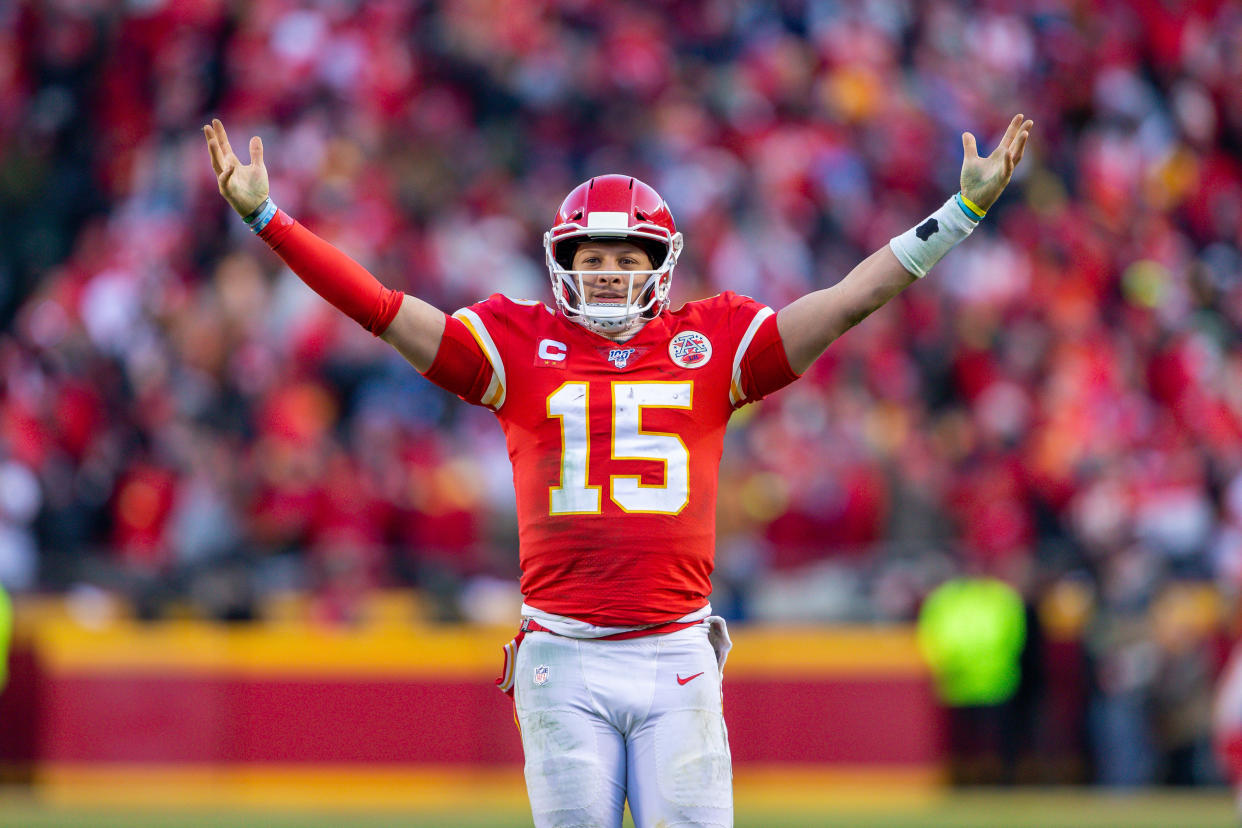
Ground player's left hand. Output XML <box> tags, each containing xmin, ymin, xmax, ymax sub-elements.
<box><xmin>959</xmin><ymin>113</ymin><xmax>1033</xmax><ymax>213</ymax></box>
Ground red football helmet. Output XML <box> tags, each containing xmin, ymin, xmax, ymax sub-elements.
<box><xmin>543</xmin><ymin>175</ymin><xmax>683</xmax><ymax>334</ymax></box>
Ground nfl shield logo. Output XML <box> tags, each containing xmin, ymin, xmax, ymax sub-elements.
<box><xmin>534</xmin><ymin>664</ymin><xmax>550</xmax><ymax>686</ymax></box>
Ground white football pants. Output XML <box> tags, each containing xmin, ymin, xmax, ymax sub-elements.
<box><xmin>513</xmin><ymin>620</ymin><xmax>732</xmax><ymax>828</ymax></box>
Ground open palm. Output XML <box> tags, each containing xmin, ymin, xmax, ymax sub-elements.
<box><xmin>960</xmin><ymin>114</ymin><xmax>1033</xmax><ymax>213</ymax></box>
<box><xmin>203</xmin><ymin>119</ymin><xmax>269</xmax><ymax>218</ymax></box>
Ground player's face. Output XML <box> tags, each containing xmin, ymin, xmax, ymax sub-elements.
<box><xmin>572</xmin><ymin>241</ymin><xmax>654</xmax><ymax>304</ymax></box>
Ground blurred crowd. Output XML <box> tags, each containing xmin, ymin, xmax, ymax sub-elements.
<box><xmin>2</xmin><ymin>0</ymin><xmax>1242</xmax><ymax>786</ymax></box>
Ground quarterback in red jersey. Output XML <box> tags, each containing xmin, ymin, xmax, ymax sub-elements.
<box><xmin>439</xmin><ymin>286</ymin><xmax>793</xmax><ymax>626</ymax></box>
<box><xmin>205</xmin><ymin>114</ymin><xmax>1032</xmax><ymax>828</ymax></box>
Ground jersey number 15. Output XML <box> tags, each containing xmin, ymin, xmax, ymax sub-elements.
<box><xmin>547</xmin><ymin>381</ymin><xmax>692</xmax><ymax>516</ymax></box>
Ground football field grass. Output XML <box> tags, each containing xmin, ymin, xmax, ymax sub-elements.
<box><xmin>0</xmin><ymin>790</ymin><xmax>1236</xmax><ymax>828</ymax></box>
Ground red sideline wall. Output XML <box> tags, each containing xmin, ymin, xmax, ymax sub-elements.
<box><xmin>0</xmin><ymin>615</ymin><xmax>944</xmax><ymax>805</ymax></box>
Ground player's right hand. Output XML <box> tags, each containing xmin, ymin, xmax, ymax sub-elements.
<box><xmin>959</xmin><ymin>113</ymin><xmax>1033</xmax><ymax>213</ymax></box>
<box><xmin>203</xmin><ymin>118</ymin><xmax>269</xmax><ymax>218</ymax></box>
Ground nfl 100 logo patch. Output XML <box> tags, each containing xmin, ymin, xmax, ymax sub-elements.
<box><xmin>596</xmin><ymin>345</ymin><xmax>647</xmax><ymax>369</ymax></box>
<box><xmin>534</xmin><ymin>664</ymin><xmax>550</xmax><ymax>686</ymax></box>
<box><xmin>607</xmin><ymin>347</ymin><xmax>636</xmax><ymax>369</ymax></box>
<box><xmin>668</xmin><ymin>330</ymin><xmax>712</xmax><ymax>368</ymax></box>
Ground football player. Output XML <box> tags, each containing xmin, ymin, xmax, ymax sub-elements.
<box><xmin>204</xmin><ymin>113</ymin><xmax>1032</xmax><ymax>828</ymax></box>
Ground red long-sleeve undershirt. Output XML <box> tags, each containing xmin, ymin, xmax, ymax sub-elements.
<box><xmin>257</xmin><ymin>209</ymin><xmax>404</xmax><ymax>335</ymax></box>
<box><xmin>254</xmin><ymin>208</ymin><xmax>499</xmax><ymax>397</ymax></box>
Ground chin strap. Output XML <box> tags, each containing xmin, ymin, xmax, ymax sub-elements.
<box><xmin>575</xmin><ymin>307</ymin><xmax>645</xmax><ymax>335</ymax></box>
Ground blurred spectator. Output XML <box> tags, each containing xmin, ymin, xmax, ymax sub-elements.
<box><xmin>1083</xmin><ymin>546</ymin><xmax>1161</xmax><ymax>786</ymax></box>
<box><xmin>917</xmin><ymin>574</ymin><xmax>1027</xmax><ymax>785</ymax></box>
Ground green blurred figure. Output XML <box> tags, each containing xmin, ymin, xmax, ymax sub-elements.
<box><xmin>0</xmin><ymin>582</ymin><xmax>10</xmax><ymax>691</ymax></box>
<box><xmin>918</xmin><ymin>576</ymin><xmax>1027</xmax><ymax>783</ymax></box>
<box><xmin>919</xmin><ymin>577</ymin><xmax>1026</xmax><ymax>705</ymax></box>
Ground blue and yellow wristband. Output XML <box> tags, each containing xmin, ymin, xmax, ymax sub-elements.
<box><xmin>954</xmin><ymin>192</ymin><xmax>987</xmax><ymax>222</ymax></box>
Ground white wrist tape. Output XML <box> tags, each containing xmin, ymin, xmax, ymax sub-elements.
<box><xmin>888</xmin><ymin>193</ymin><xmax>982</xmax><ymax>279</ymax></box>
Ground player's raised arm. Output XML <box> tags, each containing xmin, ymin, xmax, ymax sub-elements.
<box><xmin>776</xmin><ymin>114</ymin><xmax>1034</xmax><ymax>374</ymax></box>
<box><xmin>202</xmin><ymin>119</ymin><xmax>445</xmax><ymax>372</ymax></box>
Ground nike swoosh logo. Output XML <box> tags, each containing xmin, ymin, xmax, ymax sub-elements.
<box><xmin>676</xmin><ymin>672</ymin><xmax>705</xmax><ymax>686</ymax></box>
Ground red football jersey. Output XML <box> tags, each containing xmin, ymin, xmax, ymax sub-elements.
<box><xmin>424</xmin><ymin>292</ymin><xmax>798</xmax><ymax>626</ymax></box>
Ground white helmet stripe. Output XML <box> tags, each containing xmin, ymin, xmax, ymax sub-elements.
<box><xmin>585</xmin><ymin>211</ymin><xmax>630</xmax><ymax>229</ymax></box>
